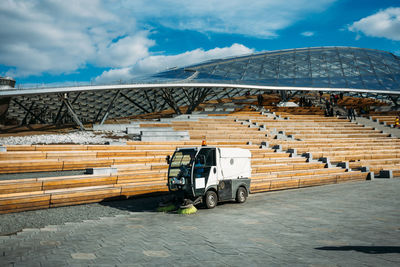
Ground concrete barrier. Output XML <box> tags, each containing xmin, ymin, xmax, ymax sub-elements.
<box><xmin>378</xmin><ymin>170</ymin><xmax>393</xmax><ymax>179</ymax></box>
<box><xmin>127</xmin><ymin>127</ymin><xmax>173</xmax><ymax>135</ymax></box>
<box><xmin>93</xmin><ymin>124</ymin><xmax>135</xmax><ymax>132</ymax></box>
<box><xmin>337</xmin><ymin>162</ymin><xmax>350</xmax><ymax>170</ymax></box>
<box><xmin>140</xmin><ymin>130</ymin><xmax>190</xmax><ymax>141</ymax></box>
<box><xmin>85</xmin><ymin>167</ymin><xmax>118</xmax><ymax>175</ymax></box>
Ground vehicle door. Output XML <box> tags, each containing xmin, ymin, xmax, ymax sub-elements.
<box><xmin>193</xmin><ymin>148</ymin><xmax>217</xmax><ymax>196</ymax></box>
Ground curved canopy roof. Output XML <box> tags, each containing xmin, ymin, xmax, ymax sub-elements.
<box><xmin>1</xmin><ymin>47</ymin><xmax>400</xmax><ymax>128</ymax></box>
<box><xmin>153</xmin><ymin>47</ymin><xmax>400</xmax><ymax>93</ymax></box>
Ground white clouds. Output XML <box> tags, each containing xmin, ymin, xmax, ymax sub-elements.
<box><xmin>94</xmin><ymin>68</ymin><xmax>133</xmax><ymax>84</ymax></box>
<box><xmin>301</xmin><ymin>31</ymin><xmax>315</xmax><ymax>37</ymax></box>
<box><xmin>133</xmin><ymin>44</ymin><xmax>254</xmax><ymax>75</ymax></box>
<box><xmin>94</xmin><ymin>33</ymin><xmax>155</xmax><ymax>68</ymax></box>
<box><xmin>0</xmin><ymin>0</ymin><xmax>99</xmax><ymax>76</ymax></box>
<box><xmin>0</xmin><ymin>0</ymin><xmax>337</xmax><ymax>79</ymax></box>
<box><xmin>0</xmin><ymin>0</ymin><xmax>153</xmax><ymax>77</ymax></box>
<box><xmin>117</xmin><ymin>0</ymin><xmax>336</xmax><ymax>38</ymax></box>
<box><xmin>95</xmin><ymin>44</ymin><xmax>254</xmax><ymax>83</ymax></box>
<box><xmin>348</xmin><ymin>7</ymin><xmax>400</xmax><ymax>41</ymax></box>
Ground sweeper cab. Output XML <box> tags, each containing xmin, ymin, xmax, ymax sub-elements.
<box><xmin>165</xmin><ymin>144</ymin><xmax>251</xmax><ymax>209</ymax></box>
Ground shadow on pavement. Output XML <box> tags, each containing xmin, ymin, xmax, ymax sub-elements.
<box><xmin>315</xmin><ymin>246</ymin><xmax>400</xmax><ymax>254</ymax></box>
<box><xmin>99</xmin><ymin>193</ymin><xmax>166</xmax><ymax>212</ymax></box>
<box><xmin>99</xmin><ymin>193</ymin><xmax>212</xmax><ymax>213</ymax></box>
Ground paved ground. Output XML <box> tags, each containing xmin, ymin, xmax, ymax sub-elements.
<box><xmin>1</xmin><ymin>179</ymin><xmax>399</xmax><ymax>266</ymax></box>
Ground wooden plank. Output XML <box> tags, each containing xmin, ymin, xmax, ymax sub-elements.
<box><xmin>45</xmin><ymin>151</ymin><xmax>97</xmax><ymax>159</ymax></box>
<box><xmin>50</xmin><ymin>187</ymin><xmax>121</xmax><ymax>204</ymax></box>
<box><xmin>0</xmin><ymin>152</ymin><xmax>46</xmax><ymax>160</ymax></box>
<box><xmin>42</xmin><ymin>176</ymin><xmax>118</xmax><ymax>190</ymax></box>
<box><xmin>299</xmin><ymin>176</ymin><xmax>337</xmax><ymax>187</ymax></box>
<box><xmin>4</xmin><ymin>145</ymin><xmax>36</xmax><ymax>151</ymax></box>
<box><xmin>0</xmin><ymin>181</ymin><xmax>43</xmax><ymax>194</ymax></box>
<box><xmin>0</xmin><ymin>194</ymin><xmax>50</xmax><ymax>212</ymax></box>
<box><xmin>269</xmin><ymin>179</ymin><xmax>299</xmax><ymax>191</ymax></box>
<box><xmin>0</xmin><ymin>160</ymin><xmax>63</xmax><ymax>173</ymax></box>
<box><xmin>34</xmin><ymin>145</ymin><xmax>88</xmax><ymax>151</ymax></box>
<box><xmin>62</xmin><ymin>159</ymin><xmax>114</xmax><ymax>170</ymax></box>
<box><xmin>120</xmin><ymin>184</ymin><xmax>168</xmax><ymax>197</ymax></box>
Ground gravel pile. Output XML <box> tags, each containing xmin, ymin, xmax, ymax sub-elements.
<box><xmin>0</xmin><ymin>131</ymin><xmax>128</xmax><ymax>145</ymax></box>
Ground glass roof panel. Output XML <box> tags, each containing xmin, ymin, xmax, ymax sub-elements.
<box><xmin>150</xmin><ymin>47</ymin><xmax>400</xmax><ymax>92</ymax></box>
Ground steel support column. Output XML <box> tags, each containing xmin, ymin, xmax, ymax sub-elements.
<box><xmin>160</xmin><ymin>88</ymin><xmax>182</xmax><ymax>114</ymax></box>
<box><xmin>58</xmin><ymin>92</ymin><xmax>81</xmax><ymax>124</ymax></box>
<box><xmin>120</xmin><ymin>92</ymin><xmax>150</xmax><ymax>114</ymax></box>
<box><xmin>13</xmin><ymin>99</ymin><xmax>47</xmax><ymax>124</ymax></box>
<box><xmin>100</xmin><ymin>90</ymin><xmax>121</xmax><ymax>125</ymax></box>
<box><xmin>21</xmin><ymin>102</ymin><xmax>35</xmax><ymax>125</ymax></box>
<box><xmin>185</xmin><ymin>87</ymin><xmax>212</xmax><ymax>114</ymax></box>
<box><xmin>61</xmin><ymin>97</ymin><xmax>85</xmax><ymax>130</ymax></box>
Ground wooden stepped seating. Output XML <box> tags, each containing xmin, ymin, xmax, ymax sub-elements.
<box><xmin>190</xmin><ymin>133</ymin><xmax>268</xmax><ymax>140</ymax></box>
<box><xmin>112</xmin><ymin>163</ymin><xmax>168</xmax><ymax>173</ymax></box>
<box><xmin>252</xmin><ymin>166</ymin><xmax>346</xmax><ymax>180</ymax></box>
<box><xmin>290</xmin><ymin>145</ymin><xmax>400</xmax><ymax>154</ymax></box>
<box><xmin>0</xmin><ymin>152</ymin><xmax>173</xmax><ymax>174</ymax></box>
<box><xmin>369</xmin><ymin>165</ymin><xmax>400</xmax><ymax>177</ymax></box>
<box><xmin>370</xmin><ymin>115</ymin><xmax>398</xmax><ymax>125</ymax></box>
<box><xmin>0</xmin><ymin>140</ymin><xmax>266</xmax><ymax>174</ymax></box>
<box><xmin>0</xmin><ymin>166</ymin><xmax>170</xmax><ymax>214</ymax></box>
<box><xmin>0</xmin><ymin>141</ymin><xmax>370</xmax><ymax>214</ymax></box>
<box><xmin>337</xmin><ymin>95</ymin><xmax>388</xmax><ymax>110</ymax></box>
<box><xmin>183</xmin><ymin>128</ymin><xmax>262</xmax><ymax>133</ymax></box>
<box><xmin>349</xmin><ymin>158</ymin><xmax>400</xmax><ymax>169</ymax></box>
<box><xmin>251</xmin><ymin>157</ymin><xmax>306</xmax><ymax>165</ymax></box>
<box><xmin>264</xmin><ymin>106</ymin><xmax>324</xmax><ymax>114</ymax></box>
<box><xmin>0</xmin><ymin>111</ymin><xmax>387</xmax><ymax>214</ymax></box>
<box><xmin>126</xmin><ymin>140</ymin><xmax>251</xmax><ymax>146</ymax></box>
<box><xmin>263</xmin><ymin>115</ymin><xmax>400</xmax><ymax>176</ymax></box>
<box><xmin>0</xmin><ymin>174</ymin><xmax>118</xmax><ymax>194</ymax></box>
<box><xmin>3</xmin><ymin>140</ymin><xmax>255</xmax><ymax>152</ymax></box>
<box><xmin>278</xmin><ymin>138</ymin><xmax>400</xmax><ymax>145</ymax></box>
<box><xmin>235</xmin><ymin>112</ymin><xmax>400</xmax><ymax>177</ymax></box>
<box><xmin>251</xmin><ymin>170</ymin><xmax>368</xmax><ymax>193</ymax></box>
<box><xmin>292</xmin><ymin>133</ymin><xmax>390</xmax><ymax>139</ymax></box>
<box><xmin>252</xmin><ymin>162</ymin><xmax>325</xmax><ymax>173</ymax></box>
<box><xmin>0</xmin><ymin>167</ymin><xmax>168</xmax><ymax>195</ymax></box>
<box><xmin>237</xmin><ymin>118</ymin><xmax>352</xmax><ymax>125</ymax></box>
<box><xmin>311</xmin><ymin>151</ymin><xmax>400</xmax><ymax>163</ymax></box>
<box><xmin>276</xmin><ymin>127</ymin><xmax>377</xmax><ymax>133</ymax></box>
<box><xmin>248</xmin><ymin>145</ymin><xmax>368</xmax><ymax>192</ymax></box>
<box><xmin>0</xmin><ymin>181</ymin><xmax>169</xmax><ymax>214</ymax></box>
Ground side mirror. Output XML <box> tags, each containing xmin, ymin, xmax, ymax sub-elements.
<box><xmin>166</xmin><ymin>155</ymin><xmax>171</xmax><ymax>165</ymax></box>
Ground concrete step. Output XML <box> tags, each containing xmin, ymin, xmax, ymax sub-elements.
<box><xmin>93</xmin><ymin>124</ymin><xmax>135</xmax><ymax>132</ymax></box>
<box><xmin>127</xmin><ymin>127</ymin><xmax>173</xmax><ymax>134</ymax></box>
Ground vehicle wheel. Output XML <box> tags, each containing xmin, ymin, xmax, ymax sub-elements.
<box><xmin>236</xmin><ymin>187</ymin><xmax>247</xmax><ymax>203</ymax></box>
<box><xmin>204</xmin><ymin>190</ymin><xmax>217</xmax><ymax>209</ymax></box>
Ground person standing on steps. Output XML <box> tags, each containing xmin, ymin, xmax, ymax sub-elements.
<box><xmin>257</xmin><ymin>94</ymin><xmax>264</xmax><ymax>107</ymax></box>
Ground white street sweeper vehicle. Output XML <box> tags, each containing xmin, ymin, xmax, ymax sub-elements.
<box><xmin>161</xmin><ymin>144</ymin><xmax>251</xmax><ymax>212</ymax></box>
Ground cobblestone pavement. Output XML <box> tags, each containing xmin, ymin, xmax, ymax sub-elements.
<box><xmin>1</xmin><ymin>179</ymin><xmax>399</xmax><ymax>266</ymax></box>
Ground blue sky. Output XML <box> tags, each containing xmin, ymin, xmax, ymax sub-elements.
<box><xmin>0</xmin><ymin>0</ymin><xmax>399</xmax><ymax>87</ymax></box>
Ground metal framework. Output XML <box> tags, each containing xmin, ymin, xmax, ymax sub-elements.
<box><xmin>155</xmin><ymin>47</ymin><xmax>400</xmax><ymax>91</ymax></box>
<box><xmin>1</xmin><ymin>46</ymin><xmax>399</xmax><ymax>127</ymax></box>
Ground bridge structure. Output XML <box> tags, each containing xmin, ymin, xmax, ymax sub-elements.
<box><xmin>1</xmin><ymin>46</ymin><xmax>400</xmax><ymax>129</ymax></box>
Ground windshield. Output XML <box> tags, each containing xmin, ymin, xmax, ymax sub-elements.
<box><xmin>169</xmin><ymin>149</ymin><xmax>197</xmax><ymax>178</ymax></box>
